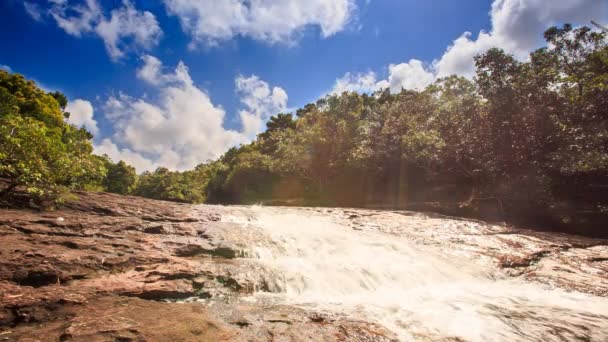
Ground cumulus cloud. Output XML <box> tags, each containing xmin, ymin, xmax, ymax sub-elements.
<box><xmin>236</xmin><ymin>75</ymin><xmax>288</xmax><ymax>138</ymax></box>
<box><xmin>135</xmin><ymin>55</ymin><xmax>193</xmax><ymax>86</ymax></box>
<box><xmin>42</xmin><ymin>0</ymin><xmax>162</xmax><ymax>60</ymax></box>
<box><xmin>98</xmin><ymin>57</ymin><xmax>287</xmax><ymax>172</ymax></box>
<box><xmin>334</xmin><ymin>0</ymin><xmax>607</xmax><ymax>93</ymax></box>
<box><xmin>136</xmin><ymin>55</ymin><xmax>164</xmax><ymax>85</ymax></box>
<box><xmin>94</xmin><ymin>138</ymin><xmax>156</xmax><ymax>173</ymax></box>
<box><xmin>382</xmin><ymin>60</ymin><xmax>434</xmax><ymax>93</ymax></box>
<box><xmin>0</xmin><ymin>65</ymin><xmax>11</xmax><ymax>72</ymax></box>
<box><xmin>434</xmin><ymin>0</ymin><xmax>608</xmax><ymax>78</ymax></box>
<box><xmin>95</xmin><ymin>1</ymin><xmax>163</xmax><ymax>59</ymax></box>
<box><xmin>331</xmin><ymin>71</ymin><xmax>379</xmax><ymax>94</ymax></box>
<box><xmin>66</xmin><ymin>99</ymin><xmax>99</xmax><ymax>134</ymax></box>
<box><xmin>331</xmin><ymin>60</ymin><xmax>434</xmax><ymax>95</ymax></box>
<box><xmin>100</xmin><ymin>60</ymin><xmax>242</xmax><ymax>171</ymax></box>
<box><xmin>163</xmin><ymin>0</ymin><xmax>356</xmax><ymax>46</ymax></box>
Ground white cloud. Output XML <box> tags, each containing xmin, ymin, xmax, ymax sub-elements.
<box><xmin>94</xmin><ymin>138</ymin><xmax>156</xmax><ymax>172</ymax></box>
<box><xmin>47</xmin><ymin>0</ymin><xmax>162</xmax><ymax>60</ymax></box>
<box><xmin>49</xmin><ymin>0</ymin><xmax>101</xmax><ymax>36</ymax></box>
<box><xmin>235</xmin><ymin>75</ymin><xmax>288</xmax><ymax>137</ymax></box>
<box><xmin>95</xmin><ymin>1</ymin><xmax>162</xmax><ymax>59</ymax></box>
<box><xmin>136</xmin><ymin>55</ymin><xmax>163</xmax><ymax>85</ymax></box>
<box><xmin>333</xmin><ymin>0</ymin><xmax>607</xmax><ymax>93</ymax></box>
<box><xmin>331</xmin><ymin>60</ymin><xmax>434</xmax><ymax>95</ymax></box>
<box><xmin>99</xmin><ymin>57</ymin><xmax>287</xmax><ymax>172</ymax></box>
<box><xmin>66</xmin><ymin>99</ymin><xmax>99</xmax><ymax>134</ymax></box>
<box><xmin>0</xmin><ymin>65</ymin><xmax>11</xmax><ymax>72</ymax></box>
<box><xmin>434</xmin><ymin>0</ymin><xmax>608</xmax><ymax>78</ymax></box>
<box><xmin>136</xmin><ymin>54</ymin><xmax>192</xmax><ymax>86</ymax></box>
<box><xmin>331</xmin><ymin>71</ymin><xmax>379</xmax><ymax>94</ymax></box>
<box><xmin>24</xmin><ymin>2</ymin><xmax>44</xmax><ymax>22</ymax></box>
<box><xmin>383</xmin><ymin>60</ymin><xmax>434</xmax><ymax>93</ymax></box>
<box><xmin>100</xmin><ymin>61</ymin><xmax>242</xmax><ymax>171</ymax></box>
<box><xmin>163</xmin><ymin>0</ymin><xmax>356</xmax><ymax>46</ymax></box>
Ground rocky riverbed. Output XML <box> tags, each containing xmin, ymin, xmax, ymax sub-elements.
<box><xmin>1</xmin><ymin>191</ymin><xmax>607</xmax><ymax>341</ymax></box>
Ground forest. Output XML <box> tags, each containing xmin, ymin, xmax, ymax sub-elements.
<box><xmin>1</xmin><ymin>24</ymin><xmax>607</xmax><ymax>235</ymax></box>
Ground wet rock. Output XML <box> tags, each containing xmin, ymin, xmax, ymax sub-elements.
<box><xmin>498</xmin><ymin>250</ymin><xmax>551</xmax><ymax>268</ymax></box>
<box><xmin>174</xmin><ymin>244</ymin><xmax>209</xmax><ymax>257</ymax></box>
<box><xmin>0</xmin><ymin>193</ymin><xmax>250</xmax><ymax>337</ymax></box>
<box><xmin>175</xmin><ymin>244</ymin><xmax>238</xmax><ymax>259</ymax></box>
<box><xmin>2</xmin><ymin>191</ymin><xmax>607</xmax><ymax>340</ymax></box>
<box><xmin>143</xmin><ymin>223</ymin><xmax>172</xmax><ymax>234</ymax></box>
<box><xmin>209</xmin><ymin>302</ymin><xmax>399</xmax><ymax>341</ymax></box>
<box><xmin>21</xmin><ymin>297</ymin><xmax>230</xmax><ymax>342</ymax></box>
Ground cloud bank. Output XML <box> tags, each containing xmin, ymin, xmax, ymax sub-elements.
<box><xmin>163</xmin><ymin>0</ymin><xmax>356</xmax><ymax>47</ymax></box>
<box><xmin>95</xmin><ymin>56</ymin><xmax>288</xmax><ymax>172</ymax></box>
<box><xmin>28</xmin><ymin>0</ymin><xmax>162</xmax><ymax>60</ymax></box>
<box><xmin>333</xmin><ymin>0</ymin><xmax>607</xmax><ymax>94</ymax></box>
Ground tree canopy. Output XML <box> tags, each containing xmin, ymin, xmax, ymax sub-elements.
<box><xmin>1</xmin><ymin>25</ymin><xmax>606</xmax><ymax>235</ymax></box>
<box><xmin>182</xmin><ymin>25</ymin><xmax>607</xmax><ymax>234</ymax></box>
<box><xmin>0</xmin><ymin>71</ymin><xmax>106</xmax><ymax>206</ymax></box>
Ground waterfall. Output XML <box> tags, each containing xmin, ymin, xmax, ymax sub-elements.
<box><xmin>225</xmin><ymin>206</ymin><xmax>608</xmax><ymax>341</ymax></box>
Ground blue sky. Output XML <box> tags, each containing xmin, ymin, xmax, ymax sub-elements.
<box><xmin>1</xmin><ymin>0</ymin><xmax>605</xmax><ymax>171</ymax></box>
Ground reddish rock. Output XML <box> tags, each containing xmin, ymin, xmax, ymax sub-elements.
<box><xmin>0</xmin><ymin>192</ymin><xmax>398</xmax><ymax>341</ymax></box>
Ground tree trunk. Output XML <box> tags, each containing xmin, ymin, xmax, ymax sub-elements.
<box><xmin>461</xmin><ymin>170</ymin><xmax>480</xmax><ymax>207</ymax></box>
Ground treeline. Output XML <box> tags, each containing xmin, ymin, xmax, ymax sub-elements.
<box><xmin>132</xmin><ymin>24</ymin><xmax>607</xmax><ymax>234</ymax></box>
<box><xmin>0</xmin><ymin>67</ymin><xmax>207</xmax><ymax>206</ymax></box>
<box><xmin>1</xmin><ymin>25</ymin><xmax>606</xmax><ymax>235</ymax></box>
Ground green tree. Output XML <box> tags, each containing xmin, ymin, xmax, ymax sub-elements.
<box><xmin>258</xmin><ymin>113</ymin><xmax>296</xmax><ymax>154</ymax></box>
<box><xmin>104</xmin><ymin>160</ymin><xmax>138</xmax><ymax>194</ymax></box>
<box><xmin>0</xmin><ymin>71</ymin><xmax>64</xmax><ymax>126</ymax></box>
<box><xmin>540</xmin><ymin>24</ymin><xmax>608</xmax><ymax>175</ymax></box>
<box><xmin>0</xmin><ymin>70</ymin><xmax>105</xmax><ymax>206</ymax></box>
<box><xmin>133</xmin><ymin>166</ymin><xmax>208</xmax><ymax>203</ymax></box>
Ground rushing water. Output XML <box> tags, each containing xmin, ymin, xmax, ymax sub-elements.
<box><xmin>224</xmin><ymin>206</ymin><xmax>608</xmax><ymax>341</ymax></box>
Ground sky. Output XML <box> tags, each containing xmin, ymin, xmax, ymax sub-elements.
<box><xmin>1</xmin><ymin>0</ymin><xmax>606</xmax><ymax>172</ymax></box>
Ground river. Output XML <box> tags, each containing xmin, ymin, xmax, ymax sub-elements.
<box><xmin>218</xmin><ymin>206</ymin><xmax>608</xmax><ymax>341</ymax></box>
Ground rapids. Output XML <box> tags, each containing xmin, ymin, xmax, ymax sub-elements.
<box><xmin>221</xmin><ymin>206</ymin><xmax>608</xmax><ymax>341</ymax></box>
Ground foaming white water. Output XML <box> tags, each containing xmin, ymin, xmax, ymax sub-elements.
<box><xmin>227</xmin><ymin>207</ymin><xmax>608</xmax><ymax>341</ymax></box>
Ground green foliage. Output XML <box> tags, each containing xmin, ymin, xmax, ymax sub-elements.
<box><xmin>132</xmin><ymin>166</ymin><xmax>208</xmax><ymax>203</ymax></box>
<box><xmin>0</xmin><ymin>71</ymin><xmax>65</xmax><ymax>127</ymax></box>
<box><xmin>539</xmin><ymin>25</ymin><xmax>608</xmax><ymax>175</ymax></box>
<box><xmin>103</xmin><ymin>160</ymin><xmax>138</xmax><ymax>194</ymax></box>
<box><xmin>193</xmin><ymin>24</ymin><xmax>608</xmax><ymax>231</ymax></box>
<box><xmin>5</xmin><ymin>24</ymin><xmax>605</xmax><ymax>233</ymax></box>
<box><xmin>0</xmin><ymin>70</ymin><xmax>106</xmax><ymax>206</ymax></box>
<box><xmin>258</xmin><ymin>113</ymin><xmax>296</xmax><ymax>154</ymax></box>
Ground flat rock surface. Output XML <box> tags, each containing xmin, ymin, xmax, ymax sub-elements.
<box><xmin>1</xmin><ymin>192</ymin><xmax>607</xmax><ymax>341</ymax></box>
<box><xmin>0</xmin><ymin>192</ymin><xmax>397</xmax><ymax>341</ymax></box>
